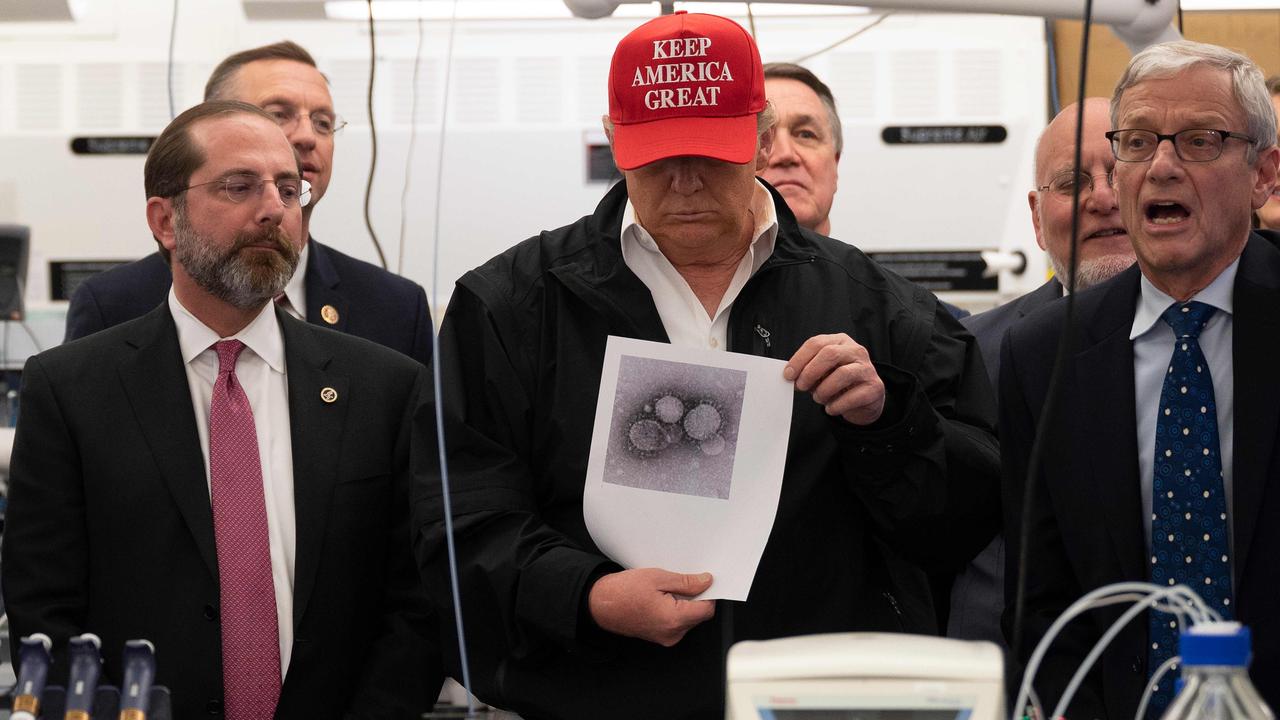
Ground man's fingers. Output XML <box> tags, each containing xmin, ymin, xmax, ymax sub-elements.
<box><xmin>810</xmin><ymin>360</ymin><xmax>874</xmax><ymax>405</ymax></box>
<box><xmin>655</xmin><ymin>598</ymin><xmax>716</xmax><ymax>647</ymax></box>
<box><xmin>795</xmin><ymin>346</ymin><xmax>843</xmax><ymax>392</ymax></box>
<box><xmin>827</xmin><ymin>383</ymin><xmax>886</xmax><ymax>425</ymax></box>
<box><xmin>652</xmin><ymin>570</ymin><xmax>713</xmax><ymax>598</ymax></box>
<box><xmin>784</xmin><ymin>334</ymin><xmax>848</xmax><ymax>384</ymax></box>
<box><xmin>672</xmin><ymin>598</ymin><xmax>717</xmax><ymax>627</ymax></box>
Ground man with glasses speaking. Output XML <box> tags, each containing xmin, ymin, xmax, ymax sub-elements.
<box><xmin>65</xmin><ymin>41</ymin><xmax>434</xmax><ymax>369</ymax></box>
<box><xmin>3</xmin><ymin>100</ymin><xmax>441</xmax><ymax>718</ymax></box>
<box><xmin>1001</xmin><ymin>41</ymin><xmax>1280</xmax><ymax>718</ymax></box>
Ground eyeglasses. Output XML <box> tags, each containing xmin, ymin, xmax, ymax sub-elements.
<box><xmin>1106</xmin><ymin>128</ymin><xmax>1255</xmax><ymax>163</ymax></box>
<box><xmin>178</xmin><ymin>174</ymin><xmax>311</xmax><ymax>208</ymax></box>
<box><xmin>1038</xmin><ymin>170</ymin><xmax>1114</xmax><ymax>198</ymax></box>
<box><xmin>263</xmin><ymin>104</ymin><xmax>347</xmax><ymax>137</ymax></box>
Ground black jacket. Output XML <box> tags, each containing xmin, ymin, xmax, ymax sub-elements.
<box><xmin>4</xmin><ymin>305</ymin><xmax>443</xmax><ymax>719</ymax></box>
<box><xmin>414</xmin><ymin>181</ymin><xmax>1000</xmax><ymax>720</ymax></box>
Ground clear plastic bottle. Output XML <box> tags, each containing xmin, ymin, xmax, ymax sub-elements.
<box><xmin>1161</xmin><ymin>622</ymin><xmax>1274</xmax><ymax>720</ymax></box>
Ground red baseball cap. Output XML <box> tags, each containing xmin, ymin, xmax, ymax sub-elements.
<box><xmin>608</xmin><ymin>12</ymin><xmax>766</xmax><ymax>171</ymax></box>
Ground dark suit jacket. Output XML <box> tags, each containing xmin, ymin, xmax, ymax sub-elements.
<box><xmin>1000</xmin><ymin>232</ymin><xmax>1280</xmax><ymax>718</ymax></box>
<box><xmin>948</xmin><ymin>278</ymin><xmax>1063</xmax><ymax>643</ymax></box>
<box><xmin>64</xmin><ymin>239</ymin><xmax>433</xmax><ymax>366</ymax></box>
<box><xmin>3</xmin><ymin>304</ymin><xmax>443</xmax><ymax>719</ymax></box>
<box><xmin>965</xmin><ymin>278</ymin><xmax>1063</xmax><ymax>390</ymax></box>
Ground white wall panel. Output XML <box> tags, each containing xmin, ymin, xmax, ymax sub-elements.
<box><xmin>0</xmin><ymin>2</ymin><xmax>1050</xmax><ymax>337</ymax></box>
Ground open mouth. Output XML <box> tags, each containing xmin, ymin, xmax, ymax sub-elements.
<box><xmin>1145</xmin><ymin>201</ymin><xmax>1190</xmax><ymax>226</ymax></box>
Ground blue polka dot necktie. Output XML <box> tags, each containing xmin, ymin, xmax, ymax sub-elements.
<box><xmin>1147</xmin><ymin>301</ymin><xmax>1232</xmax><ymax>717</ymax></box>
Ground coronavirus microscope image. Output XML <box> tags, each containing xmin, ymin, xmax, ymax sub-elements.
<box><xmin>603</xmin><ymin>354</ymin><xmax>746</xmax><ymax>499</ymax></box>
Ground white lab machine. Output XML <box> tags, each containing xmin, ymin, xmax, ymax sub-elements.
<box><xmin>726</xmin><ymin>633</ymin><xmax>1004</xmax><ymax>720</ymax></box>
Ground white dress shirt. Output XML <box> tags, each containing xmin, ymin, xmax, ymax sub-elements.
<box><xmin>276</xmin><ymin>242</ymin><xmax>308</xmax><ymax>321</ymax></box>
<box><xmin>169</xmin><ymin>288</ymin><xmax>297</xmax><ymax>677</ymax></box>
<box><xmin>1131</xmin><ymin>259</ymin><xmax>1237</xmax><ymax>554</ymax></box>
<box><xmin>620</xmin><ymin>179</ymin><xmax>779</xmax><ymax>350</ymax></box>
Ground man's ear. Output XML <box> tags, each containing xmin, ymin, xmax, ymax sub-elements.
<box><xmin>602</xmin><ymin>115</ymin><xmax>623</xmax><ymax>170</ymax></box>
<box><xmin>1251</xmin><ymin>145</ymin><xmax>1279</xmax><ymax>210</ymax></box>
<box><xmin>755</xmin><ymin>126</ymin><xmax>776</xmax><ymax>171</ymax></box>
<box><xmin>147</xmin><ymin>196</ymin><xmax>178</xmax><ymax>255</ymax></box>
<box><xmin>1028</xmin><ymin>190</ymin><xmax>1048</xmax><ymax>252</ymax></box>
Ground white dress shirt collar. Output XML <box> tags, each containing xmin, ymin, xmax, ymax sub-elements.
<box><xmin>1130</xmin><ymin>258</ymin><xmax>1239</xmax><ymax>342</ymax></box>
<box><xmin>169</xmin><ymin>287</ymin><xmax>287</xmax><ymax>374</ymax></box>
<box><xmin>276</xmin><ymin>242</ymin><xmax>309</xmax><ymax>322</ymax></box>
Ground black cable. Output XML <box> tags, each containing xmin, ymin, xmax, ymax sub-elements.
<box><xmin>1011</xmin><ymin>0</ymin><xmax>1093</xmax><ymax>694</ymax></box>
<box><xmin>167</xmin><ymin>0</ymin><xmax>179</xmax><ymax>119</ymax></box>
<box><xmin>1045</xmin><ymin>19</ymin><xmax>1061</xmax><ymax>116</ymax></box>
<box><xmin>363</xmin><ymin>0</ymin><xmax>388</xmax><ymax>270</ymax></box>
<box><xmin>1177</xmin><ymin>1</ymin><xmax>1184</xmax><ymax>35</ymax></box>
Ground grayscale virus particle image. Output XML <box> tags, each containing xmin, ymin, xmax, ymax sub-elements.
<box><xmin>602</xmin><ymin>354</ymin><xmax>747</xmax><ymax>499</ymax></box>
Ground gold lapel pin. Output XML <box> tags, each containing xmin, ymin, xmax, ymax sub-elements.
<box><xmin>321</xmin><ymin>304</ymin><xmax>340</xmax><ymax>325</ymax></box>
<box><xmin>320</xmin><ymin>387</ymin><xmax>338</xmax><ymax>404</ymax></box>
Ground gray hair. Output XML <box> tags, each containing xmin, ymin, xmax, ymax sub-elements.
<box><xmin>763</xmin><ymin>62</ymin><xmax>843</xmax><ymax>156</ymax></box>
<box><xmin>1112</xmin><ymin>40</ymin><xmax>1277</xmax><ymax>164</ymax></box>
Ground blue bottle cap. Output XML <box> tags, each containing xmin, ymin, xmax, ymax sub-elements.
<box><xmin>1180</xmin><ymin>622</ymin><xmax>1251</xmax><ymax>666</ymax></box>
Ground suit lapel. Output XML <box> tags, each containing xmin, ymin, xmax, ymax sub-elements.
<box><xmin>1020</xmin><ymin>278</ymin><xmax>1063</xmax><ymax>319</ymax></box>
<box><xmin>1228</xmin><ymin>234</ymin><xmax>1280</xmax><ymax>588</ymax></box>
<box><xmin>1075</xmin><ymin>274</ymin><xmax>1146</xmax><ymax>581</ymax></box>
<box><xmin>280</xmin><ymin>310</ymin><xmax>349</xmax><ymax>625</ymax></box>
<box><xmin>116</xmin><ymin>305</ymin><xmax>219</xmax><ymax>578</ymax></box>
<box><xmin>303</xmin><ymin>239</ymin><xmax>350</xmax><ymax>334</ymax></box>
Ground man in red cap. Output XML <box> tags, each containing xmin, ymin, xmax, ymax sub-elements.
<box><xmin>415</xmin><ymin>12</ymin><xmax>998</xmax><ymax>718</ymax></box>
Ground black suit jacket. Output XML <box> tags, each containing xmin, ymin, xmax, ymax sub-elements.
<box><xmin>64</xmin><ymin>239</ymin><xmax>433</xmax><ymax>366</ymax></box>
<box><xmin>965</xmin><ymin>278</ymin><xmax>1063</xmax><ymax>391</ymax></box>
<box><xmin>947</xmin><ymin>278</ymin><xmax>1063</xmax><ymax>645</ymax></box>
<box><xmin>1000</xmin><ymin>232</ymin><xmax>1280</xmax><ymax>718</ymax></box>
<box><xmin>3</xmin><ymin>304</ymin><xmax>443</xmax><ymax>719</ymax></box>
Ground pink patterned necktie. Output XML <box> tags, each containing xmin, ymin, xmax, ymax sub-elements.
<box><xmin>209</xmin><ymin>339</ymin><xmax>281</xmax><ymax>720</ymax></box>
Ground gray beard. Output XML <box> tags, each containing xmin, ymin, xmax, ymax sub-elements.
<box><xmin>1050</xmin><ymin>253</ymin><xmax>1136</xmax><ymax>292</ymax></box>
<box><xmin>173</xmin><ymin>210</ymin><xmax>299</xmax><ymax>310</ymax></box>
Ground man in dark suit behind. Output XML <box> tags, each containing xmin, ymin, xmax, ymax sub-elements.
<box><xmin>948</xmin><ymin>97</ymin><xmax>1135</xmax><ymax>646</ymax></box>
<box><xmin>3</xmin><ymin>101</ymin><xmax>441</xmax><ymax>718</ymax></box>
<box><xmin>759</xmin><ymin>62</ymin><xmax>970</xmax><ymax>321</ymax></box>
<box><xmin>1002</xmin><ymin>41</ymin><xmax>1280</xmax><ymax>718</ymax></box>
<box><xmin>65</xmin><ymin>41</ymin><xmax>432</xmax><ymax>367</ymax></box>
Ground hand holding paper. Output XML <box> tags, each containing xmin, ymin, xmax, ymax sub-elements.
<box><xmin>784</xmin><ymin>333</ymin><xmax>886</xmax><ymax>426</ymax></box>
<box><xmin>588</xmin><ymin>568</ymin><xmax>716</xmax><ymax>647</ymax></box>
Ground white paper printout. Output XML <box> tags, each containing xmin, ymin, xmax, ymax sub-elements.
<box><xmin>583</xmin><ymin>336</ymin><xmax>793</xmax><ymax>601</ymax></box>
